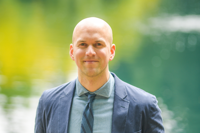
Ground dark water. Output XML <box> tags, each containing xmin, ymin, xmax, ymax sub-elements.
<box><xmin>112</xmin><ymin>28</ymin><xmax>200</xmax><ymax>133</ymax></box>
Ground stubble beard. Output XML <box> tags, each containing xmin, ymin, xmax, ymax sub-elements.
<box><xmin>79</xmin><ymin>65</ymin><xmax>108</xmax><ymax>78</ymax></box>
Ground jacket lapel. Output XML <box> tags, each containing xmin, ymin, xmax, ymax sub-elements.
<box><xmin>57</xmin><ymin>74</ymin><xmax>130</xmax><ymax>133</ymax></box>
<box><xmin>111</xmin><ymin>73</ymin><xmax>130</xmax><ymax>133</ymax></box>
<box><xmin>58</xmin><ymin>79</ymin><xmax>76</xmax><ymax>133</ymax></box>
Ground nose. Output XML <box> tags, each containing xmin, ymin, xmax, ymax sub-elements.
<box><xmin>86</xmin><ymin>45</ymin><xmax>96</xmax><ymax>56</ymax></box>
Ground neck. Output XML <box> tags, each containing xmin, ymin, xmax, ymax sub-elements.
<box><xmin>78</xmin><ymin>70</ymin><xmax>110</xmax><ymax>92</ymax></box>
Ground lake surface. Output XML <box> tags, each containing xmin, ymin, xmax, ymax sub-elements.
<box><xmin>0</xmin><ymin>94</ymin><xmax>178</xmax><ymax>133</ymax></box>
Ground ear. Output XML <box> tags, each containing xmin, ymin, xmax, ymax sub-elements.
<box><xmin>109</xmin><ymin>44</ymin><xmax>116</xmax><ymax>61</ymax></box>
<box><xmin>69</xmin><ymin>44</ymin><xmax>75</xmax><ymax>61</ymax></box>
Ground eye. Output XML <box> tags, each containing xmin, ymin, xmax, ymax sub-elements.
<box><xmin>95</xmin><ymin>43</ymin><xmax>103</xmax><ymax>47</ymax></box>
<box><xmin>79</xmin><ymin>43</ymin><xmax>86</xmax><ymax>47</ymax></box>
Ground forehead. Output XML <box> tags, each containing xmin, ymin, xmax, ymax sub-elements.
<box><xmin>72</xmin><ymin>18</ymin><xmax>112</xmax><ymax>44</ymax></box>
<box><xmin>75</xmin><ymin>25</ymin><xmax>108</xmax><ymax>41</ymax></box>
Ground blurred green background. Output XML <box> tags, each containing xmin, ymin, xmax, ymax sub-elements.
<box><xmin>0</xmin><ymin>0</ymin><xmax>200</xmax><ymax>133</ymax></box>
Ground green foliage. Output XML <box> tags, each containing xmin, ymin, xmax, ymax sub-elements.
<box><xmin>0</xmin><ymin>0</ymin><xmax>159</xmax><ymax>96</ymax></box>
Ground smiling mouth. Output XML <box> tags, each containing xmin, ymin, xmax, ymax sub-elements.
<box><xmin>84</xmin><ymin>60</ymin><xmax>98</xmax><ymax>63</ymax></box>
<box><xmin>84</xmin><ymin>61</ymin><xmax>98</xmax><ymax>62</ymax></box>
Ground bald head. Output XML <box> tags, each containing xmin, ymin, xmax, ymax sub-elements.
<box><xmin>72</xmin><ymin>17</ymin><xmax>113</xmax><ymax>45</ymax></box>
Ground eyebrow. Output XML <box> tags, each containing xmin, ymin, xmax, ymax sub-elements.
<box><xmin>77</xmin><ymin>40</ymin><xmax>86</xmax><ymax>43</ymax></box>
<box><xmin>96</xmin><ymin>40</ymin><xmax>104</xmax><ymax>42</ymax></box>
<box><xmin>96</xmin><ymin>38</ymin><xmax>105</xmax><ymax>42</ymax></box>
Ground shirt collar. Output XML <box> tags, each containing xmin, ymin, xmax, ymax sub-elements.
<box><xmin>76</xmin><ymin>73</ymin><xmax>115</xmax><ymax>98</ymax></box>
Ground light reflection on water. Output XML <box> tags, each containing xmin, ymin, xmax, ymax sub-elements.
<box><xmin>158</xmin><ymin>98</ymin><xmax>182</xmax><ymax>133</ymax></box>
<box><xmin>0</xmin><ymin>94</ymin><xmax>39</xmax><ymax>133</ymax></box>
<box><xmin>0</xmin><ymin>70</ymin><xmax>78</xmax><ymax>133</ymax></box>
<box><xmin>0</xmin><ymin>93</ymin><xmax>179</xmax><ymax>133</ymax></box>
<box><xmin>149</xmin><ymin>15</ymin><xmax>200</xmax><ymax>32</ymax></box>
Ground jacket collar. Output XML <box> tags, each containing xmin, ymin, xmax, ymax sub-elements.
<box><xmin>111</xmin><ymin>72</ymin><xmax>128</xmax><ymax>100</ymax></box>
<box><xmin>59</xmin><ymin>79</ymin><xmax>76</xmax><ymax>133</ymax></box>
<box><xmin>111</xmin><ymin>72</ymin><xmax>130</xmax><ymax>133</ymax></box>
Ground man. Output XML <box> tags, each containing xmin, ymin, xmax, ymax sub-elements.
<box><xmin>35</xmin><ymin>17</ymin><xmax>164</xmax><ymax>133</ymax></box>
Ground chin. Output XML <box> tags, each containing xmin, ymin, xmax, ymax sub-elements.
<box><xmin>83</xmin><ymin>69</ymin><xmax>101</xmax><ymax>77</ymax></box>
<box><xmin>79</xmin><ymin>66</ymin><xmax>108</xmax><ymax>77</ymax></box>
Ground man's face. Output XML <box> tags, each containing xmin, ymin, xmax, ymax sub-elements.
<box><xmin>70</xmin><ymin>22</ymin><xmax>115</xmax><ymax>77</ymax></box>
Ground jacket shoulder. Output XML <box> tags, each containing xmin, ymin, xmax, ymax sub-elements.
<box><xmin>125</xmin><ymin>82</ymin><xmax>157</xmax><ymax>105</ymax></box>
<box><xmin>43</xmin><ymin>82</ymin><xmax>71</xmax><ymax>98</ymax></box>
<box><xmin>39</xmin><ymin>81</ymin><xmax>74</xmax><ymax>109</ymax></box>
<box><xmin>111</xmin><ymin>72</ymin><xmax>156</xmax><ymax>105</ymax></box>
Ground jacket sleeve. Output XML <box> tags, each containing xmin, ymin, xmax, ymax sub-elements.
<box><xmin>144</xmin><ymin>96</ymin><xmax>165</xmax><ymax>133</ymax></box>
<box><xmin>34</xmin><ymin>94</ymin><xmax>46</xmax><ymax>133</ymax></box>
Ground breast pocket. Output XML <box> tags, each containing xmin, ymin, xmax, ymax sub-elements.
<box><xmin>134</xmin><ymin>130</ymin><xmax>141</xmax><ymax>133</ymax></box>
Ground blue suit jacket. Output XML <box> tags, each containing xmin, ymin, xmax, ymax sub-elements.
<box><xmin>35</xmin><ymin>73</ymin><xmax>164</xmax><ymax>133</ymax></box>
